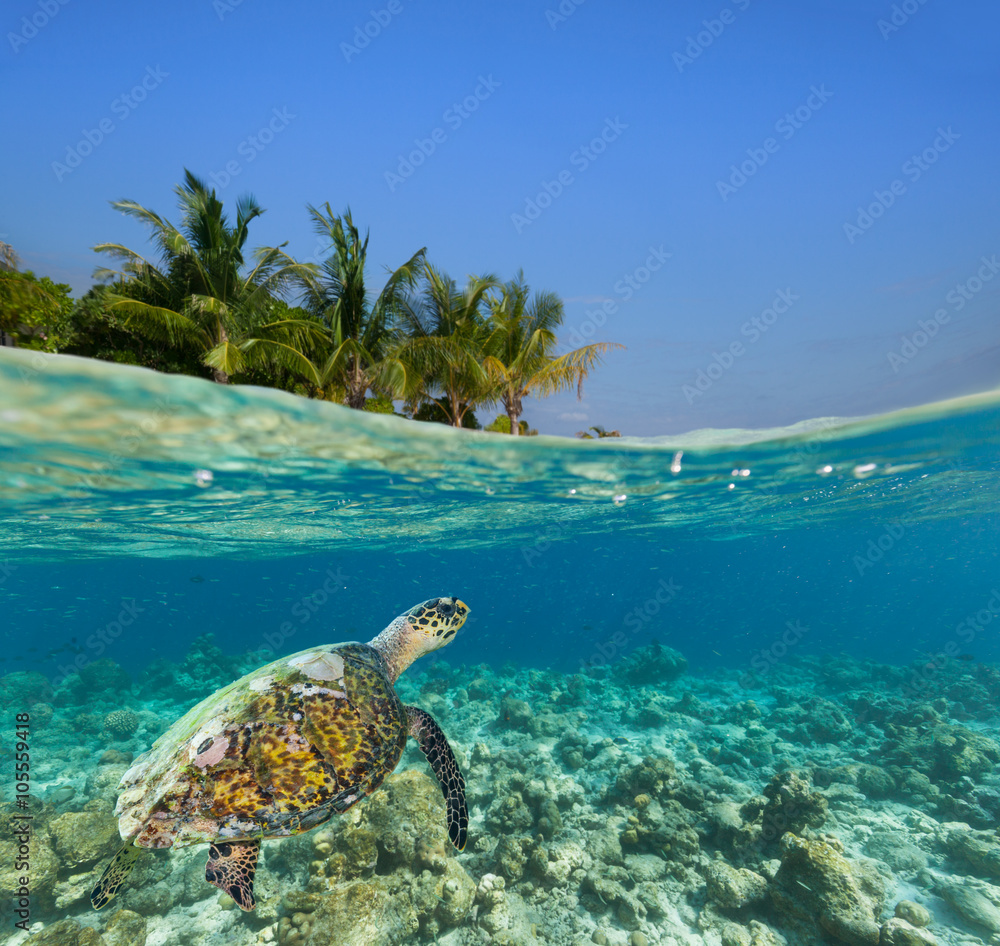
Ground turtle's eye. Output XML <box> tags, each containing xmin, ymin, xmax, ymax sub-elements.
<box><xmin>439</xmin><ymin>602</ymin><xmax>454</xmax><ymax>616</ymax></box>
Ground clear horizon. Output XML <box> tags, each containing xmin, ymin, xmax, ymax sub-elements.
<box><xmin>3</xmin><ymin>0</ymin><xmax>999</xmax><ymax>436</ymax></box>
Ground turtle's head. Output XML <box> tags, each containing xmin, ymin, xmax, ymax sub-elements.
<box><xmin>369</xmin><ymin>597</ymin><xmax>470</xmax><ymax>682</ymax></box>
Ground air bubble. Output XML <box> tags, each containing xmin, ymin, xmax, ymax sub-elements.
<box><xmin>194</xmin><ymin>469</ymin><xmax>214</xmax><ymax>487</ymax></box>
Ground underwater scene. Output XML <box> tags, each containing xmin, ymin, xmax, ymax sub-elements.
<box><xmin>4</xmin><ymin>346</ymin><xmax>1000</xmax><ymax>946</ymax></box>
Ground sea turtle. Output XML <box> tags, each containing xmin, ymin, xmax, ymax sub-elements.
<box><xmin>90</xmin><ymin>596</ymin><xmax>470</xmax><ymax>912</ymax></box>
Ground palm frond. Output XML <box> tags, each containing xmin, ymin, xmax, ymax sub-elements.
<box><xmin>107</xmin><ymin>296</ymin><xmax>206</xmax><ymax>348</ymax></box>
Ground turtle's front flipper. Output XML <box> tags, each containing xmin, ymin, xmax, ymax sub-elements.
<box><xmin>205</xmin><ymin>839</ymin><xmax>259</xmax><ymax>911</ymax></box>
<box><xmin>406</xmin><ymin>705</ymin><xmax>468</xmax><ymax>851</ymax></box>
<box><xmin>91</xmin><ymin>840</ymin><xmax>142</xmax><ymax>909</ymax></box>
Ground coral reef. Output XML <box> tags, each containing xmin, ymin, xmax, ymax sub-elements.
<box><xmin>278</xmin><ymin>770</ymin><xmax>478</xmax><ymax>944</ymax></box>
<box><xmin>10</xmin><ymin>638</ymin><xmax>1000</xmax><ymax>946</ymax></box>
<box><xmin>0</xmin><ymin>670</ymin><xmax>53</xmax><ymax>707</ymax></box>
<box><xmin>54</xmin><ymin>659</ymin><xmax>133</xmax><ymax>706</ymax></box>
<box><xmin>48</xmin><ymin>806</ymin><xmax>120</xmax><ymax>870</ymax></box>
<box><xmin>618</xmin><ymin>640</ymin><xmax>688</xmax><ymax>686</ymax></box>
<box><xmin>769</xmin><ymin>832</ymin><xmax>885</xmax><ymax>945</ymax></box>
<box><xmin>102</xmin><ymin>709</ymin><xmax>139</xmax><ymax>739</ymax></box>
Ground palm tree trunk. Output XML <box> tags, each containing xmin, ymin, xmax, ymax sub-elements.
<box><xmin>447</xmin><ymin>373</ymin><xmax>463</xmax><ymax>427</ymax></box>
<box><xmin>505</xmin><ymin>394</ymin><xmax>520</xmax><ymax>436</ymax></box>
<box><xmin>507</xmin><ymin>408</ymin><xmax>520</xmax><ymax>435</ymax></box>
<box><xmin>346</xmin><ymin>358</ymin><xmax>367</xmax><ymax>408</ymax></box>
<box><xmin>213</xmin><ymin>324</ymin><xmax>230</xmax><ymax>383</ymax></box>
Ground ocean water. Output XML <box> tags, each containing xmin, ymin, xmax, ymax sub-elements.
<box><xmin>3</xmin><ymin>347</ymin><xmax>1000</xmax><ymax>945</ymax></box>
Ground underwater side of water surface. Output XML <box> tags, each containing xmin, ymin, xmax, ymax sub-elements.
<box><xmin>1</xmin><ymin>348</ymin><xmax>998</xmax><ymax>681</ymax></box>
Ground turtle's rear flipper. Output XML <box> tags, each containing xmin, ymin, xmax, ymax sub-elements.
<box><xmin>205</xmin><ymin>839</ymin><xmax>259</xmax><ymax>911</ymax></box>
<box><xmin>406</xmin><ymin>705</ymin><xmax>468</xmax><ymax>851</ymax></box>
<box><xmin>91</xmin><ymin>840</ymin><xmax>142</xmax><ymax>910</ymax></box>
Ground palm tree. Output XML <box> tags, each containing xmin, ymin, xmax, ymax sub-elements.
<box><xmin>0</xmin><ymin>241</ymin><xmax>18</xmax><ymax>273</ymax></box>
<box><xmin>576</xmin><ymin>425</ymin><xmax>622</xmax><ymax>439</ymax></box>
<box><xmin>482</xmin><ymin>272</ymin><xmax>623</xmax><ymax>435</ymax></box>
<box><xmin>93</xmin><ymin>169</ymin><xmax>319</xmax><ymax>383</ymax></box>
<box><xmin>293</xmin><ymin>204</ymin><xmax>425</xmax><ymax>407</ymax></box>
<box><xmin>398</xmin><ymin>264</ymin><xmax>499</xmax><ymax>427</ymax></box>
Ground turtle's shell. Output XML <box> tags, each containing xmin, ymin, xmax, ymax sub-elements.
<box><xmin>115</xmin><ymin>643</ymin><xmax>406</xmax><ymax>849</ymax></box>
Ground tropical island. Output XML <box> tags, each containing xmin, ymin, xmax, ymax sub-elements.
<box><xmin>0</xmin><ymin>171</ymin><xmax>622</xmax><ymax>437</ymax></box>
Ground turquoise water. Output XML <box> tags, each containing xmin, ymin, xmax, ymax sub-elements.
<box><xmin>4</xmin><ymin>349</ymin><xmax>999</xmax><ymax>678</ymax></box>
<box><xmin>3</xmin><ymin>347</ymin><xmax>1000</xmax><ymax>945</ymax></box>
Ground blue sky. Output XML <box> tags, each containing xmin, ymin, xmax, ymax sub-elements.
<box><xmin>3</xmin><ymin>0</ymin><xmax>999</xmax><ymax>436</ymax></box>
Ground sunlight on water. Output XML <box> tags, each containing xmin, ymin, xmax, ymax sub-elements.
<box><xmin>3</xmin><ymin>348</ymin><xmax>999</xmax><ymax>560</ymax></box>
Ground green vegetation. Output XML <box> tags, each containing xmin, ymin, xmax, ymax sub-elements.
<box><xmin>0</xmin><ymin>172</ymin><xmax>623</xmax><ymax>435</ymax></box>
<box><xmin>483</xmin><ymin>272</ymin><xmax>622</xmax><ymax>436</ymax></box>
<box><xmin>293</xmin><ymin>203</ymin><xmax>424</xmax><ymax>406</ymax></box>
<box><xmin>0</xmin><ymin>268</ymin><xmax>75</xmax><ymax>352</ymax></box>
<box><xmin>93</xmin><ymin>170</ymin><xmax>318</xmax><ymax>384</ymax></box>
<box><xmin>485</xmin><ymin>415</ymin><xmax>537</xmax><ymax>436</ymax></box>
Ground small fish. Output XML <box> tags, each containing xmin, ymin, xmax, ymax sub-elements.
<box><xmin>48</xmin><ymin>785</ymin><xmax>76</xmax><ymax>805</ymax></box>
<box><xmin>612</xmin><ymin>736</ymin><xmax>630</xmax><ymax>746</ymax></box>
<box><xmin>958</xmin><ymin>654</ymin><xmax>975</xmax><ymax>662</ymax></box>
<box><xmin>190</xmin><ymin>575</ymin><xmax>205</xmax><ymax>584</ymax></box>
<box><xmin>45</xmin><ymin>640</ymin><xmax>82</xmax><ymax>659</ymax></box>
